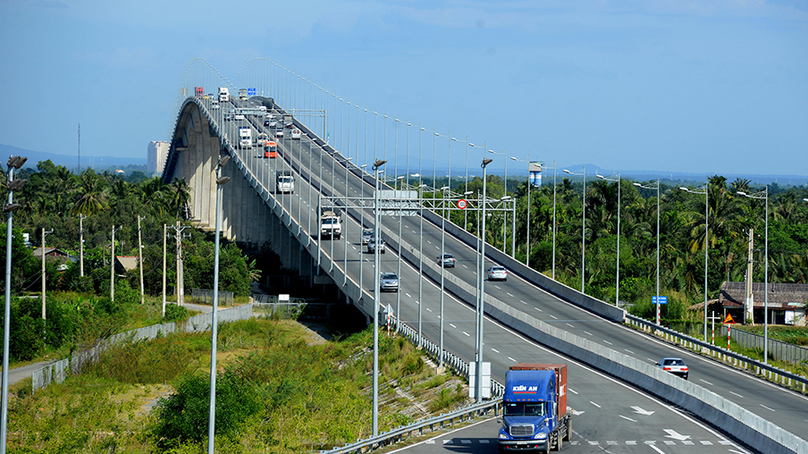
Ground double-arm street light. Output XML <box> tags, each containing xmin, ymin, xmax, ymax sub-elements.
<box><xmin>371</xmin><ymin>158</ymin><xmax>386</xmax><ymax>436</ymax></box>
<box><xmin>439</xmin><ymin>185</ymin><xmax>450</xmax><ymax>369</ymax></box>
<box><xmin>563</xmin><ymin>166</ymin><xmax>586</xmax><ymax>293</ymax></box>
<box><xmin>634</xmin><ymin>180</ymin><xmax>661</xmax><ymax>324</ymax></box>
<box><xmin>738</xmin><ymin>187</ymin><xmax>769</xmax><ymax>364</ymax></box>
<box><xmin>597</xmin><ymin>172</ymin><xmax>621</xmax><ymax>306</ymax></box>
<box><xmin>476</xmin><ymin>157</ymin><xmax>493</xmax><ymax>403</ymax></box>
<box><xmin>680</xmin><ymin>182</ymin><xmax>709</xmax><ymax>342</ymax></box>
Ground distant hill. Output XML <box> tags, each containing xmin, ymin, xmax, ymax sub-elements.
<box><xmin>0</xmin><ymin>143</ymin><xmax>147</xmax><ymax>173</ymax></box>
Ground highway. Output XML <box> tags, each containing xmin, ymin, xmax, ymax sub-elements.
<box><xmin>196</xmin><ymin>95</ymin><xmax>806</xmax><ymax>453</ymax></box>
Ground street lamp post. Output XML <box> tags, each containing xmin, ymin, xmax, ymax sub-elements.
<box><xmin>476</xmin><ymin>157</ymin><xmax>493</xmax><ymax>403</ymax></box>
<box><xmin>372</xmin><ymin>159</ymin><xmax>386</xmax><ymax>436</ymax></box>
<box><xmin>635</xmin><ymin>180</ymin><xmax>661</xmax><ymax>324</ymax></box>
<box><xmin>680</xmin><ymin>182</ymin><xmax>709</xmax><ymax>342</ymax></box>
<box><xmin>511</xmin><ymin>156</ymin><xmax>530</xmax><ymax>266</ymax></box>
<box><xmin>563</xmin><ymin>166</ymin><xmax>586</xmax><ymax>293</ymax></box>
<box><xmin>597</xmin><ymin>172</ymin><xmax>621</xmax><ymax>306</ymax></box>
<box><xmin>207</xmin><ymin>153</ymin><xmax>230</xmax><ymax>454</ymax></box>
<box><xmin>738</xmin><ymin>187</ymin><xmax>769</xmax><ymax>364</ymax></box>
<box><xmin>439</xmin><ymin>185</ymin><xmax>449</xmax><ymax>369</ymax></box>
<box><xmin>2</xmin><ymin>155</ymin><xmax>27</xmax><ymax>451</ymax></box>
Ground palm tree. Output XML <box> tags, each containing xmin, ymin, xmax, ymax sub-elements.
<box><xmin>169</xmin><ymin>178</ymin><xmax>192</xmax><ymax>220</ymax></box>
<box><xmin>72</xmin><ymin>169</ymin><xmax>108</xmax><ymax>217</ymax></box>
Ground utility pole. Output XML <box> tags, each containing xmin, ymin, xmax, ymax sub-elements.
<box><xmin>79</xmin><ymin>215</ymin><xmax>86</xmax><ymax>277</ymax></box>
<box><xmin>162</xmin><ymin>223</ymin><xmax>167</xmax><ymax>317</ymax></box>
<box><xmin>168</xmin><ymin>222</ymin><xmax>190</xmax><ymax>305</ymax></box>
<box><xmin>138</xmin><ymin>216</ymin><xmax>145</xmax><ymax>304</ymax></box>
<box><xmin>41</xmin><ymin>228</ymin><xmax>54</xmax><ymax>321</ymax></box>
<box><xmin>110</xmin><ymin>225</ymin><xmax>119</xmax><ymax>302</ymax></box>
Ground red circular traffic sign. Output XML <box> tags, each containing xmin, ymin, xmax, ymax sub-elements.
<box><xmin>457</xmin><ymin>199</ymin><xmax>468</xmax><ymax>210</ymax></box>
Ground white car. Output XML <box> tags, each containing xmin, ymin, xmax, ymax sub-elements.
<box><xmin>367</xmin><ymin>238</ymin><xmax>386</xmax><ymax>254</ymax></box>
<box><xmin>487</xmin><ymin>266</ymin><xmax>507</xmax><ymax>281</ymax></box>
<box><xmin>275</xmin><ymin>128</ymin><xmax>284</xmax><ymax>138</ymax></box>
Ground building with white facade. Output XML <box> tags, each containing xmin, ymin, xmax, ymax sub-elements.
<box><xmin>147</xmin><ymin>141</ymin><xmax>170</xmax><ymax>173</ymax></box>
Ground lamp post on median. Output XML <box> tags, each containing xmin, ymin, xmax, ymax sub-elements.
<box><xmin>207</xmin><ymin>153</ymin><xmax>230</xmax><ymax>454</ymax></box>
<box><xmin>372</xmin><ymin>158</ymin><xmax>386</xmax><ymax>437</ymax></box>
<box><xmin>680</xmin><ymin>182</ymin><xmax>709</xmax><ymax>342</ymax></box>
<box><xmin>738</xmin><ymin>187</ymin><xmax>769</xmax><ymax>364</ymax></box>
<box><xmin>511</xmin><ymin>155</ymin><xmax>531</xmax><ymax>266</ymax></box>
<box><xmin>597</xmin><ymin>172</ymin><xmax>621</xmax><ymax>306</ymax></box>
<box><xmin>563</xmin><ymin>166</ymin><xmax>586</xmax><ymax>293</ymax></box>
<box><xmin>2</xmin><ymin>155</ymin><xmax>27</xmax><ymax>452</ymax></box>
<box><xmin>439</xmin><ymin>185</ymin><xmax>449</xmax><ymax>369</ymax></box>
<box><xmin>476</xmin><ymin>157</ymin><xmax>493</xmax><ymax>403</ymax></box>
<box><xmin>634</xmin><ymin>180</ymin><xmax>660</xmax><ymax>324</ymax></box>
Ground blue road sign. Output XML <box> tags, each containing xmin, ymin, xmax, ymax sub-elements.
<box><xmin>248</xmin><ymin>88</ymin><xmax>256</xmax><ymax>96</ymax></box>
<box><xmin>652</xmin><ymin>296</ymin><xmax>668</xmax><ymax>305</ymax></box>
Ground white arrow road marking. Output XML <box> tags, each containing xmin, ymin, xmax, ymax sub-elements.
<box><xmin>619</xmin><ymin>415</ymin><xmax>637</xmax><ymax>422</ymax></box>
<box><xmin>664</xmin><ymin>429</ymin><xmax>691</xmax><ymax>441</ymax></box>
<box><xmin>569</xmin><ymin>409</ymin><xmax>585</xmax><ymax>416</ymax></box>
<box><xmin>631</xmin><ymin>406</ymin><xmax>655</xmax><ymax>416</ymax></box>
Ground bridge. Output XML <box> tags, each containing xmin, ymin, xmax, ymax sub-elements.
<box><xmin>161</xmin><ymin>59</ymin><xmax>807</xmax><ymax>453</ymax></box>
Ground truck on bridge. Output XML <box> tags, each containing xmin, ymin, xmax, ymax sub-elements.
<box><xmin>320</xmin><ymin>210</ymin><xmax>342</xmax><ymax>239</ymax></box>
<box><xmin>276</xmin><ymin>170</ymin><xmax>294</xmax><ymax>193</ymax></box>
<box><xmin>497</xmin><ymin>363</ymin><xmax>572</xmax><ymax>453</ymax></box>
<box><xmin>218</xmin><ymin>87</ymin><xmax>229</xmax><ymax>102</ymax></box>
<box><xmin>238</xmin><ymin>127</ymin><xmax>252</xmax><ymax>149</ymax></box>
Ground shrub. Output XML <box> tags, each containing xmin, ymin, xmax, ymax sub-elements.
<box><xmin>152</xmin><ymin>371</ymin><xmax>261</xmax><ymax>447</ymax></box>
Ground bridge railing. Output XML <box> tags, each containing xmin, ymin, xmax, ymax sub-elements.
<box><xmin>626</xmin><ymin>314</ymin><xmax>808</xmax><ymax>393</ymax></box>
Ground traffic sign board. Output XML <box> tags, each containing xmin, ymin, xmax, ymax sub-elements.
<box><xmin>457</xmin><ymin>199</ymin><xmax>468</xmax><ymax>210</ymax></box>
<box><xmin>248</xmin><ymin>88</ymin><xmax>256</xmax><ymax>96</ymax></box>
<box><xmin>723</xmin><ymin>314</ymin><xmax>736</xmax><ymax>324</ymax></box>
<box><xmin>652</xmin><ymin>296</ymin><xmax>668</xmax><ymax>305</ymax></box>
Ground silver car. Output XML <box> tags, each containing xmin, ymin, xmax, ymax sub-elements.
<box><xmin>367</xmin><ymin>237</ymin><xmax>386</xmax><ymax>254</ymax></box>
<box><xmin>362</xmin><ymin>228</ymin><xmax>374</xmax><ymax>245</ymax></box>
<box><xmin>487</xmin><ymin>265</ymin><xmax>507</xmax><ymax>281</ymax></box>
<box><xmin>380</xmin><ymin>272</ymin><xmax>399</xmax><ymax>292</ymax></box>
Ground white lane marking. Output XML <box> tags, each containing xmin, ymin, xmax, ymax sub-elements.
<box><xmin>590</xmin><ymin>401</ymin><xmax>601</xmax><ymax>408</ymax></box>
<box><xmin>549</xmin><ymin>314</ymin><xmax>557</xmax><ymax>319</ymax></box>
<box><xmin>491</xmin><ymin>348</ymin><xmax>499</xmax><ymax>353</ymax></box>
<box><xmin>648</xmin><ymin>444</ymin><xmax>665</xmax><ymax>454</ymax></box>
<box><xmin>631</xmin><ymin>406</ymin><xmax>655</xmax><ymax>415</ymax></box>
<box><xmin>729</xmin><ymin>391</ymin><xmax>743</xmax><ymax>398</ymax></box>
<box><xmin>584</xmin><ymin>331</ymin><xmax>593</xmax><ymax>336</ymax></box>
<box><xmin>450</xmin><ymin>323</ymin><xmax>457</xmax><ymax>329</ymax></box>
<box><xmin>619</xmin><ymin>415</ymin><xmax>637</xmax><ymax>422</ymax></box>
<box><xmin>534</xmin><ymin>307</ymin><xmax>543</xmax><ymax>312</ymax></box>
<box><xmin>506</xmin><ymin>292</ymin><xmax>514</xmax><ymax>297</ymax></box>
<box><xmin>603</xmin><ymin>339</ymin><xmax>613</xmax><ymax>345</ymax></box>
<box><xmin>462</xmin><ymin>331</ymin><xmax>470</xmax><ymax>337</ymax></box>
<box><xmin>624</xmin><ymin>349</ymin><xmax>635</xmax><ymax>354</ymax></box>
<box><xmin>405</xmin><ymin>293</ymin><xmax>412</xmax><ymax>298</ymax></box>
<box><xmin>699</xmin><ymin>379</ymin><xmax>713</xmax><ymax>386</ymax></box>
<box><xmin>508</xmin><ymin>357</ymin><xmax>517</xmax><ymax>362</ymax></box>
<box><xmin>566</xmin><ymin>323</ymin><xmax>575</xmax><ymax>328</ymax></box>
<box><xmin>663</xmin><ymin>429</ymin><xmax>691</xmax><ymax>440</ymax></box>
<box><xmin>568</xmin><ymin>388</ymin><xmax>578</xmax><ymax>395</ymax></box>
<box><xmin>520</xmin><ymin>300</ymin><xmax>528</xmax><ymax>305</ymax></box>
<box><xmin>426</xmin><ymin>308</ymin><xmax>432</xmax><ymax>312</ymax></box>
<box><xmin>760</xmin><ymin>404</ymin><xmax>775</xmax><ymax>412</ymax></box>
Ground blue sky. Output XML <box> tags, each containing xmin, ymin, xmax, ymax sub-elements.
<box><xmin>1</xmin><ymin>0</ymin><xmax>806</xmax><ymax>178</ymax></box>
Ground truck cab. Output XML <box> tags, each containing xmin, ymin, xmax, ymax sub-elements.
<box><xmin>276</xmin><ymin>170</ymin><xmax>294</xmax><ymax>193</ymax></box>
<box><xmin>498</xmin><ymin>364</ymin><xmax>572</xmax><ymax>453</ymax></box>
<box><xmin>320</xmin><ymin>210</ymin><xmax>342</xmax><ymax>239</ymax></box>
<box><xmin>218</xmin><ymin>87</ymin><xmax>229</xmax><ymax>102</ymax></box>
<box><xmin>238</xmin><ymin>127</ymin><xmax>252</xmax><ymax>149</ymax></box>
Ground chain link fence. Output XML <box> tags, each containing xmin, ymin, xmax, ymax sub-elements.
<box><xmin>721</xmin><ymin>326</ymin><xmax>808</xmax><ymax>364</ymax></box>
<box><xmin>191</xmin><ymin>288</ymin><xmax>234</xmax><ymax>306</ymax></box>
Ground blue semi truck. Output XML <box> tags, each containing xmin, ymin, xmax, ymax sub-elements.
<box><xmin>497</xmin><ymin>363</ymin><xmax>572</xmax><ymax>453</ymax></box>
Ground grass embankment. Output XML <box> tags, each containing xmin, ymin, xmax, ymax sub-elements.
<box><xmin>6</xmin><ymin>318</ymin><xmax>470</xmax><ymax>453</ymax></box>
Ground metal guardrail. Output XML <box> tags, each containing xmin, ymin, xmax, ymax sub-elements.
<box><xmin>319</xmin><ymin>395</ymin><xmax>501</xmax><ymax>454</ymax></box>
<box><xmin>626</xmin><ymin>314</ymin><xmax>808</xmax><ymax>393</ymax></box>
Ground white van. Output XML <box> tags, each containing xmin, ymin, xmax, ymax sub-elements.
<box><xmin>218</xmin><ymin>87</ymin><xmax>229</xmax><ymax>102</ymax></box>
